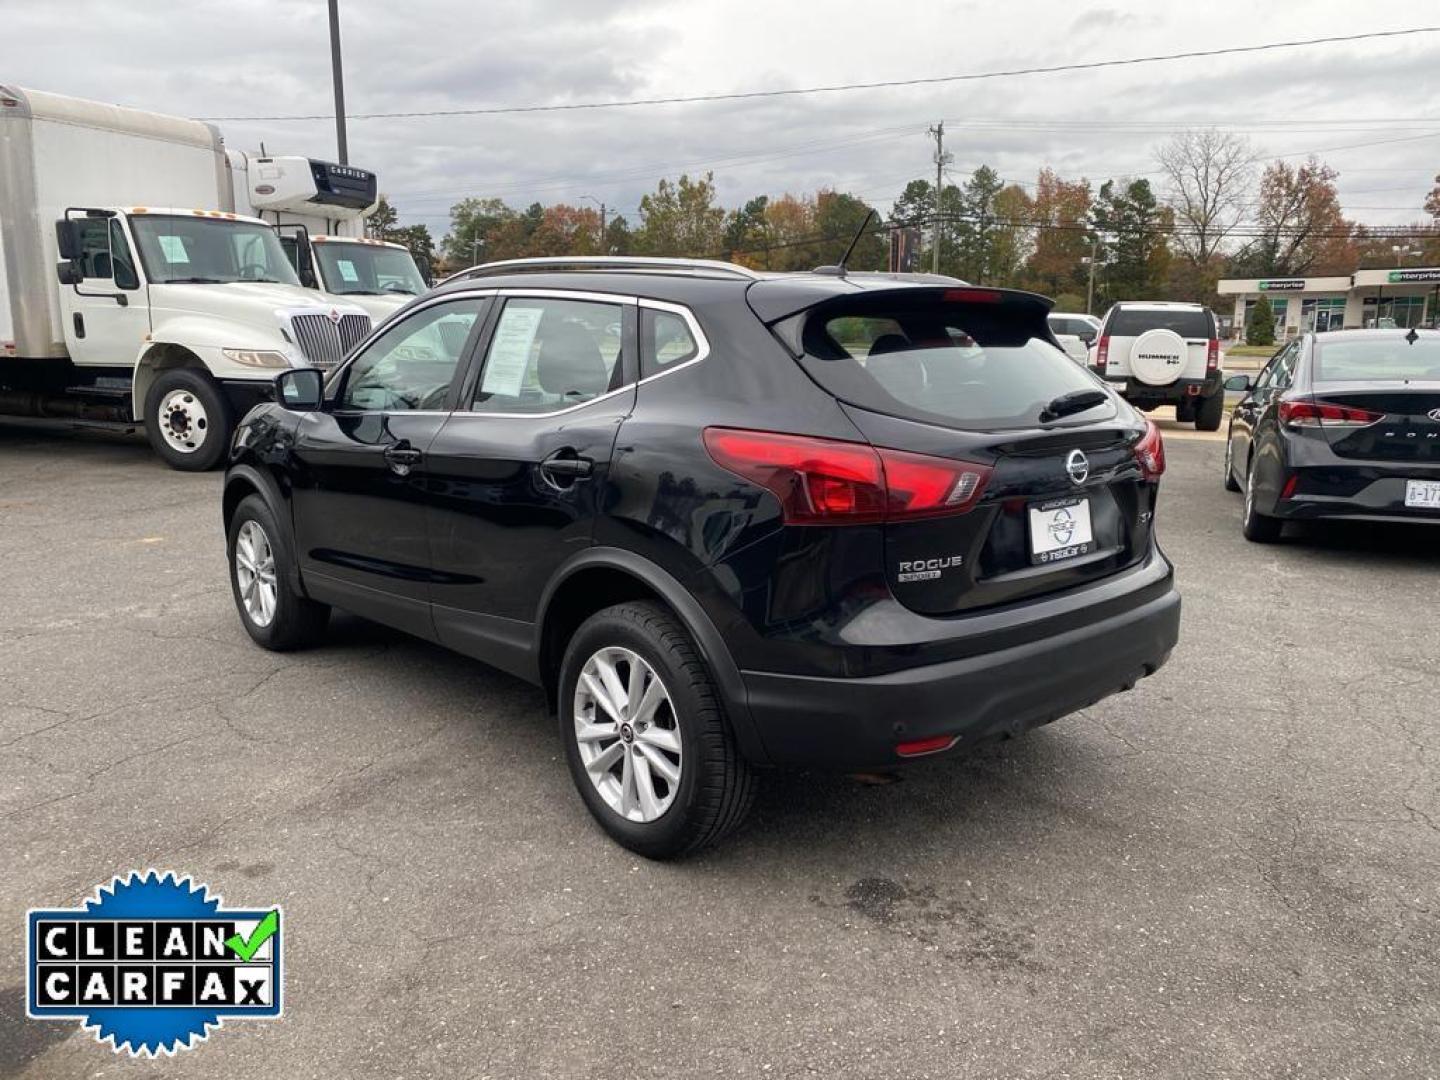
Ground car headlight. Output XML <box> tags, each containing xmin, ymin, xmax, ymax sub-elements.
<box><xmin>222</xmin><ymin>348</ymin><xmax>292</xmax><ymax>369</ymax></box>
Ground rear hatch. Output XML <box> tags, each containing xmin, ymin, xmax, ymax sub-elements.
<box><xmin>1307</xmin><ymin>335</ymin><xmax>1440</xmax><ymax>462</ymax></box>
<box><xmin>756</xmin><ymin>285</ymin><xmax>1161</xmax><ymax>615</ymax></box>
<box><xmin>1104</xmin><ymin>307</ymin><xmax>1215</xmax><ymax>381</ymax></box>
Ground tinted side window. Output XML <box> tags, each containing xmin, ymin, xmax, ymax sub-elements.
<box><xmin>340</xmin><ymin>297</ymin><xmax>485</xmax><ymax>412</ymax></box>
<box><xmin>471</xmin><ymin>297</ymin><xmax>625</xmax><ymax>414</ymax></box>
<box><xmin>641</xmin><ymin>308</ymin><xmax>701</xmax><ymax>378</ymax></box>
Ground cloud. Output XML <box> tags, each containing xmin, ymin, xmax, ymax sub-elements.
<box><xmin>4</xmin><ymin>0</ymin><xmax>1434</xmax><ymax>234</ymax></box>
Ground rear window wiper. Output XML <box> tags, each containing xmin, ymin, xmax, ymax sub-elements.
<box><xmin>1040</xmin><ymin>388</ymin><xmax>1108</xmax><ymax>422</ymax></box>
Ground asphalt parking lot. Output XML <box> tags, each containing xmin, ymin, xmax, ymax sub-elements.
<box><xmin>1</xmin><ymin>416</ymin><xmax>1436</xmax><ymax>1079</ymax></box>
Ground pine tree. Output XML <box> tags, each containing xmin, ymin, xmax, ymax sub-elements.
<box><xmin>1247</xmin><ymin>294</ymin><xmax>1276</xmax><ymax>346</ymax></box>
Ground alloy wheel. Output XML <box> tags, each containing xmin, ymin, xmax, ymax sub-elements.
<box><xmin>234</xmin><ymin>520</ymin><xmax>278</xmax><ymax>628</ymax></box>
<box><xmin>573</xmin><ymin>646</ymin><xmax>683</xmax><ymax>823</ymax></box>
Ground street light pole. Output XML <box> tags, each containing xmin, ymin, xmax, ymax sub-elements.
<box><xmin>328</xmin><ymin>0</ymin><xmax>348</xmax><ymax>164</ymax></box>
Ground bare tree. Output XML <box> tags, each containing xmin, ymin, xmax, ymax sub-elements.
<box><xmin>1155</xmin><ymin>129</ymin><xmax>1253</xmax><ymax>266</ymax></box>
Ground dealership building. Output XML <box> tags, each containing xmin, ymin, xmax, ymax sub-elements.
<box><xmin>1217</xmin><ymin>266</ymin><xmax>1440</xmax><ymax>339</ymax></box>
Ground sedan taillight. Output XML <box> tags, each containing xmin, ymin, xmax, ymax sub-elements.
<box><xmin>703</xmin><ymin>428</ymin><xmax>992</xmax><ymax>525</ymax></box>
<box><xmin>1133</xmin><ymin>419</ymin><xmax>1165</xmax><ymax>481</ymax></box>
<box><xmin>1278</xmin><ymin>398</ymin><xmax>1384</xmax><ymax>429</ymax></box>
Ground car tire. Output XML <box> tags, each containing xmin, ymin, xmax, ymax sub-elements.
<box><xmin>1222</xmin><ymin>431</ymin><xmax>1241</xmax><ymax>492</ymax></box>
<box><xmin>559</xmin><ymin>601</ymin><xmax>756</xmax><ymax>859</ymax></box>
<box><xmin>1242</xmin><ymin>458</ymin><xmax>1283</xmax><ymax>543</ymax></box>
<box><xmin>1195</xmin><ymin>390</ymin><xmax>1224</xmax><ymax>432</ymax></box>
<box><xmin>227</xmin><ymin>494</ymin><xmax>330</xmax><ymax>649</ymax></box>
<box><xmin>144</xmin><ymin>369</ymin><xmax>233</xmax><ymax>471</ymax></box>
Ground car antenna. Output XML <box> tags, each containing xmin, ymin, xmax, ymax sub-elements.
<box><xmin>815</xmin><ymin>210</ymin><xmax>878</xmax><ymax>277</ymax></box>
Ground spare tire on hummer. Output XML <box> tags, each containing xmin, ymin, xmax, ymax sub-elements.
<box><xmin>1128</xmin><ymin>328</ymin><xmax>1187</xmax><ymax>386</ymax></box>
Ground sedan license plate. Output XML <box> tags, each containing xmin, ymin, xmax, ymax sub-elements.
<box><xmin>1029</xmin><ymin>497</ymin><xmax>1095</xmax><ymax>565</ymax></box>
<box><xmin>1404</xmin><ymin>479</ymin><xmax>1440</xmax><ymax>510</ymax></box>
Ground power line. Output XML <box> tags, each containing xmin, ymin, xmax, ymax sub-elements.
<box><xmin>199</xmin><ymin>27</ymin><xmax>1440</xmax><ymax>122</ymax></box>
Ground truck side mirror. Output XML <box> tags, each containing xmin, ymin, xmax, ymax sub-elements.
<box><xmin>293</xmin><ymin>234</ymin><xmax>317</xmax><ymax>289</ymax></box>
<box><xmin>275</xmin><ymin>368</ymin><xmax>325</xmax><ymax>411</ymax></box>
<box><xmin>56</xmin><ymin>260</ymin><xmax>83</xmax><ymax>286</ymax></box>
<box><xmin>416</xmin><ymin>256</ymin><xmax>433</xmax><ymax>286</ymax></box>
<box><xmin>54</xmin><ymin>219</ymin><xmax>84</xmax><ymax>261</ymax></box>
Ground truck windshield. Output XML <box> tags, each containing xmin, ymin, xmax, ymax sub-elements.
<box><xmin>130</xmin><ymin>216</ymin><xmax>301</xmax><ymax>286</ymax></box>
<box><xmin>314</xmin><ymin>242</ymin><xmax>426</xmax><ymax>296</ymax></box>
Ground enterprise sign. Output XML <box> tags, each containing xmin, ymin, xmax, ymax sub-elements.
<box><xmin>1258</xmin><ymin>279</ymin><xmax>1307</xmax><ymax>291</ymax></box>
<box><xmin>1388</xmin><ymin>268</ymin><xmax>1440</xmax><ymax>284</ymax></box>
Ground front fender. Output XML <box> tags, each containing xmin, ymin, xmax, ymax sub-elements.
<box><xmin>222</xmin><ymin>459</ymin><xmax>307</xmax><ymax>596</ymax></box>
<box><xmin>142</xmin><ymin>313</ymin><xmax>298</xmax><ymax>378</ymax></box>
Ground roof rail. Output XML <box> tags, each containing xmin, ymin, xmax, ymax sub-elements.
<box><xmin>441</xmin><ymin>256</ymin><xmax>762</xmax><ymax>285</ymax></box>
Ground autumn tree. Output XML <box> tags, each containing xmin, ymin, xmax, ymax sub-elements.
<box><xmin>1023</xmin><ymin>169</ymin><xmax>1092</xmax><ymax>298</ymax></box>
<box><xmin>761</xmin><ymin>193</ymin><xmax>817</xmax><ymax>271</ymax></box>
<box><xmin>443</xmin><ymin>197</ymin><xmax>515</xmax><ymax>265</ymax></box>
<box><xmin>1234</xmin><ymin>157</ymin><xmax>1346</xmax><ymax>276</ymax></box>
<box><xmin>636</xmin><ymin>173</ymin><xmax>726</xmax><ymax>256</ymax></box>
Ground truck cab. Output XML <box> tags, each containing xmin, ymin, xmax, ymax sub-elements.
<box><xmin>52</xmin><ymin>206</ymin><xmax>370</xmax><ymax>467</ymax></box>
<box><xmin>228</xmin><ymin>153</ymin><xmax>427</xmax><ymax>324</ymax></box>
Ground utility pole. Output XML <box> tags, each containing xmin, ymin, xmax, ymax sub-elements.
<box><xmin>1085</xmin><ymin>234</ymin><xmax>1099</xmax><ymax>315</ymax></box>
<box><xmin>327</xmin><ymin>0</ymin><xmax>348</xmax><ymax>164</ymax></box>
<box><xmin>581</xmin><ymin>195</ymin><xmax>607</xmax><ymax>251</ymax></box>
<box><xmin>928</xmin><ymin>121</ymin><xmax>951</xmax><ymax>275</ymax></box>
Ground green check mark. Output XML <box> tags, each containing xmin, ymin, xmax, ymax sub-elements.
<box><xmin>225</xmin><ymin>910</ymin><xmax>278</xmax><ymax>962</ymax></box>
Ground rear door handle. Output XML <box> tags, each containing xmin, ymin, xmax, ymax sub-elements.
<box><xmin>539</xmin><ymin>450</ymin><xmax>594</xmax><ymax>486</ymax></box>
<box><xmin>384</xmin><ymin>441</ymin><xmax>423</xmax><ymax>475</ymax></box>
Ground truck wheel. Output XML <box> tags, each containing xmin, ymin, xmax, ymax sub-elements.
<box><xmin>1195</xmin><ymin>390</ymin><xmax>1225</xmax><ymax>432</ymax></box>
<box><xmin>559</xmin><ymin>602</ymin><xmax>756</xmax><ymax>859</ymax></box>
<box><xmin>227</xmin><ymin>494</ymin><xmax>330</xmax><ymax>649</ymax></box>
<box><xmin>144</xmin><ymin>369</ymin><xmax>232</xmax><ymax>471</ymax></box>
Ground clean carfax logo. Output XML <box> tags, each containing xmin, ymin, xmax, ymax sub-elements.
<box><xmin>26</xmin><ymin>870</ymin><xmax>282</xmax><ymax>1057</ymax></box>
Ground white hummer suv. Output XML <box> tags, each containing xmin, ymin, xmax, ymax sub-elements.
<box><xmin>1090</xmin><ymin>301</ymin><xmax>1226</xmax><ymax>430</ymax></box>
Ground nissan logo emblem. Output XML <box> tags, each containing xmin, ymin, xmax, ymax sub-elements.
<box><xmin>1428</xmin><ymin>408</ymin><xmax>1440</xmax><ymax>422</ymax></box>
<box><xmin>1066</xmin><ymin>449</ymin><xmax>1089</xmax><ymax>485</ymax></box>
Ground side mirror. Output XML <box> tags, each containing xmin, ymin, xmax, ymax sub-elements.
<box><xmin>55</xmin><ymin>260</ymin><xmax>83</xmax><ymax>286</ymax></box>
<box><xmin>294</xmin><ymin>234</ymin><xmax>317</xmax><ymax>289</ymax></box>
<box><xmin>274</xmin><ymin>367</ymin><xmax>325</xmax><ymax>411</ymax></box>
<box><xmin>1224</xmin><ymin>374</ymin><xmax>1251</xmax><ymax>392</ymax></box>
<box><xmin>54</xmin><ymin>219</ymin><xmax>83</xmax><ymax>261</ymax></box>
<box><xmin>1078</xmin><ymin>331</ymin><xmax>1096</xmax><ymax>345</ymax></box>
<box><xmin>416</xmin><ymin>256</ymin><xmax>433</xmax><ymax>286</ymax></box>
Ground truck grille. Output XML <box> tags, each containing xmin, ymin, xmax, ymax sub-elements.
<box><xmin>289</xmin><ymin>312</ymin><xmax>371</xmax><ymax>368</ymax></box>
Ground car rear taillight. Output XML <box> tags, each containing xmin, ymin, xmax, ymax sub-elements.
<box><xmin>1132</xmin><ymin>419</ymin><xmax>1165</xmax><ymax>481</ymax></box>
<box><xmin>1206</xmin><ymin>338</ymin><xmax>1220</xmax><ymax>372</ymax></box>
<box><xmin>1095</xmin><ymin>335</ymin><xmax>1110</xmax><ymax>371</ymax></box>
<box><xmin>703</xmin><ymin>428</ymin><xmax>992</xmax><ymax>525</ymax></box>
<box><xmin>1278</xmin><ymin>398</ymin><xmax>1384</xmax><ymax>429</ymax></box>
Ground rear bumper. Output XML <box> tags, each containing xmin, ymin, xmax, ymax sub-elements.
<box><xmin>741</xmin><ymin>584</ymin><xmax>1181</xmax><ymax>769</ymax></box>
<box><xmin>1104</xmin><ymin>371</ymin><xmax>1223</xmax><ymax>404</ymax></box>
<box><xmin>1275</xmin><ymin>474</ymin><xmax>1440</xmax><ymax>524</ymax></box>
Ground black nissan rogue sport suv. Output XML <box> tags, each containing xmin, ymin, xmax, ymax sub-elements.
<box><xmin>222</xmin><ymin>257</ymin><xmax>1181</xmax><ymax>857</ymax></box>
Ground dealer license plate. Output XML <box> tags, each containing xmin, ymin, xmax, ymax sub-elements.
<box><xmin>1029</xmin><ymin>497</ymin><xmax>1095</xmax><ymax>565</ymax></box>
<box><xmin>1404</xmin><ymin>479</ymin><xmax>1440</xmax><ymax>509</ymax></box>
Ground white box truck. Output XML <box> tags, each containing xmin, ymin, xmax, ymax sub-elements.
<box><xmin>228</xmin><ymin>153</ymin><xmax>429</xmax><ymax>323</ymax></box>
<box><xmin>0</xmin><ymin>84</ymin><xmax>373</xmax><ymax>469</ymax></box>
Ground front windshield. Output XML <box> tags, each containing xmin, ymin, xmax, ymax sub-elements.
<box><xmin>131</xmin><ymin>216</ymin><xmax>301</xmax><ymax>286</ymax></box>
<box><xmin>314</xmin><ymin>242</ymin><xmax>426</xmax><ymax>296</ymax></box>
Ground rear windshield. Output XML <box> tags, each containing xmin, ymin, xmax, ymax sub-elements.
<box><xmin>1049</xmin><ymin>316</ymin><xmax>1095</xmax><ymax>337</ymax></box>
<box><xmin>1315</xmin><ymin>337</ymin><xmax>1440</xmax><ymax>382</ymax></box>
<box><xmin>1107</xmin><ymin>308</ymin><xmax>1213</xmax><ymax>338</ymax></box>
<box><xmin>801</xmin><ymin>299</ymin><xmax>1112</xmax><ymax>431</ymax></box>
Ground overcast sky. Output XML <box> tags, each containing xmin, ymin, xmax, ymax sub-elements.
<box><xmin>5</xmin><ymin>1</ymin><xmax>1438</xmax><ymax>237</ymax></box>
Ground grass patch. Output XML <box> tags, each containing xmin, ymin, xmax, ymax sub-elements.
<box><xmin>1225</xmin><ymin>344</ymin><xmax>1281</xmax><ymax>358</ymax></box>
